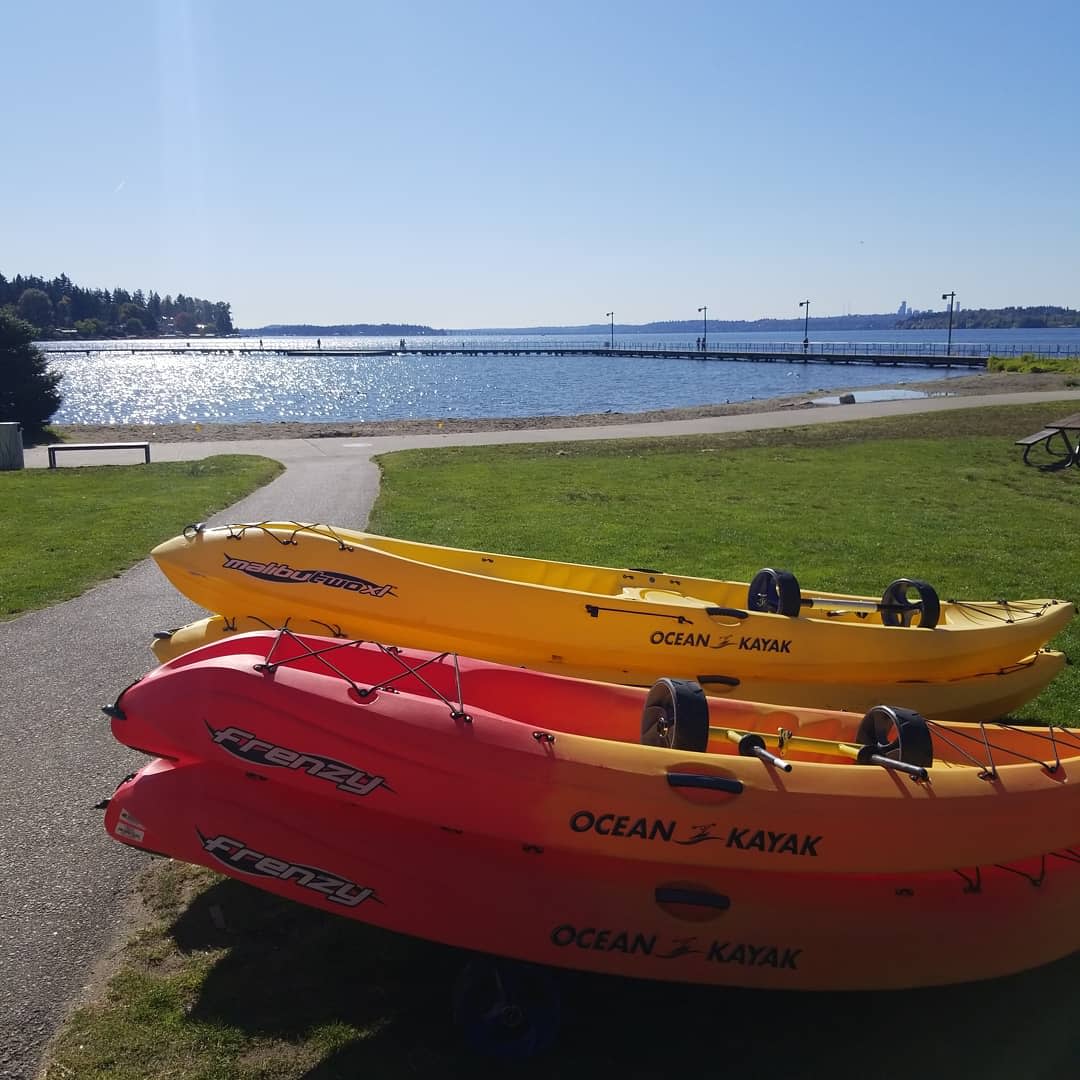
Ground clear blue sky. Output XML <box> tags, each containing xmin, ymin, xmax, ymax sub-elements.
<box><xmin>4</xmin><ymin>1</ymin><xmax>1078</xmax><ymax>329</ymax></box>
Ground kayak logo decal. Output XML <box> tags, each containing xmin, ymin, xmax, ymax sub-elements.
<box><xmin>705</xmin><ymin>941</ymin><xmax>801</xmax><ymax>969</ymax></box>
<box><xmin>549</xmin><ymin>926</ymin><xmax>801</xmax><ymax>970</ymax></box>
<box><xmin>569</xmin><ymin>810</ymin><xmax>676</xmax><ymax>842</ymax></box>
<box><xmin>678</xmin><ymin>823</ymin><xmax>822</xmax><ymax>857</ymax></box>
<box><xmin>648</xmin><ymin>631</ymin><xmax>736</xmax><ymax>649</ymax></box>
<box><xmin>569</xmin><ymin>811</ymin><xmax>822</xmax><ymax>857</ymax></box>
<box><xmin>200</xmin><ymin>832</ymin><xmax>380</xmax><ymax>908</ymax></box>
<box><xmin>222</xmin><ymin>554</ymin><xmax>396</xmax><ymax>597</ymax></box>
<box><xmin>207</xmin><ymin>724</ymin><xmax>392</xmax><ymax>797</ymax></box>
<box><xmin>645</xmin><ymin>631</ymin><xmax>793</xmax><ymax>653</ymax></box>
<box><xmin>738</xmin><ymin>636</ymin><xmax>792</xmax><ymax>654</ymax></box>
<box><xmin>550</xmin><ymin>925</ymin><xmax>658</xmax><ymax>955</ymax></box>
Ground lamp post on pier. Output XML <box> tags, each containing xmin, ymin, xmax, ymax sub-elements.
<box><xmin>941</xmin><ymin>291</ymin><xmax>956</xmax><ymax>356</ymax></box>
<box><xmin>799</xmin><ymin>299</ymin><xmax>811</xmax><ymax>353</ymax></box>
<box><xmin>698</xmin><ymin>306</ymin><xmax>707</xmax><ymax>352</ymax></box>
<box><xmin>605</xmin><ymin>312</ymin><xmax>614</xmax><ymax>349</ymax></box>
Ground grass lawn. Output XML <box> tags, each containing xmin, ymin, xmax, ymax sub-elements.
<box><xmin>39</xmin><ymin>402</ymin><xmax>1080</xmax><ymax>1078</ymax></box>
<box><xmin>0</xmin><ymin>456</ymin><xmax>283</xmax><ymax>619</ymax></box>
<box><xmin>370</xmin><ymin>400</ymin><xmax>1080</xmax><ymax>727</ymax></box>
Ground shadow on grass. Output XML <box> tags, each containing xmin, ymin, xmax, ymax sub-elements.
<box><xmin>173</xmin><ymin>878</ymin><xmax>1080</xmax><ymax>1079</ymax></box>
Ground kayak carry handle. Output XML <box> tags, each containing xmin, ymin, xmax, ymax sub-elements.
<box><xmin>655</xmin><ymin>886</ymin><xmax>731</xmax><ymax>911</ymax></box>
<box><xmin>667</xmin><ymin>772</ymin><xmax>744</xmax><ymax>795</ymax></box>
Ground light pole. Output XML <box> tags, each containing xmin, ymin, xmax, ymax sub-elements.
<box><xmin>941</xmin><ymin>291</ymin><xmax>956</xmax><ymax>356</ymax></box>
<box><xmin>799</xmin><ymin>299</ymin><xmax>811</xmax><ymax>353</ymax></box>
<box><xmin>698</xmin><ymin>306</ymin><xmax>707</xmax><ymax>352</ymax></box>
<box><xmin>605</xmin><ymin>312</ymin><xmax>614</xmax><ymax>349</ymax></box>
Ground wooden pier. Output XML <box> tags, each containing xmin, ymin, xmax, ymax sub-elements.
<box><xmin>59</xmin><ymin>342</ymin><xmax>994</xmax><ymax>369</ymax></box>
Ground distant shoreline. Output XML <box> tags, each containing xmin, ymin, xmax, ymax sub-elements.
<box><xmin>39</xmin><ymin>371</ymin><xmax>1076</xmax><ymax>446</ymax></box>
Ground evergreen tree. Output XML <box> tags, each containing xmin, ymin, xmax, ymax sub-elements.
<box><xmin>213</xmin><ymin>301</ymin><xmax>233</xmax><ymax>334</ymax></box>
<box><xmin>16</xmin><ymin>288</ymin><xmax>54</xmax><ymax>330</ymax></box>
<box><xmin>0</xmin><ymin>312</ymin><xmax>62</xmax><ymax>436</ymax></box>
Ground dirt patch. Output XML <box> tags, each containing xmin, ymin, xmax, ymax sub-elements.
<box><xmin>35</xmin><ymin>371</ymin><xmax>1076</xmax><ymax>446</ymax></box>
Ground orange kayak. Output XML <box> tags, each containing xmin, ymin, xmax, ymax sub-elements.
<box><xmin>104</xmin><ymin>757</ymin><xmax>1080</xmax><ymax>991</ymax></box>
<box><xmin>105</xmin><ymin>630</ymin><xmax>1080</xmax><ymax>875</ymax></box>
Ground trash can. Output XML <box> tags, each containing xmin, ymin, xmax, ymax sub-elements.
<box><xmin>0</xmin><ymin>422</ymin><xmax>25</xmax><ymax>470</ymax></box>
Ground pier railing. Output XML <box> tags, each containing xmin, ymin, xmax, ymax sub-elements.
<box><xmin>583</xmin><ymin>340</ymin><xmax>1074</xmax><ymax>359</ymax></box>
<box><xmin>42</xmin><ymin>339</ymin><xmax>1078</xmax><ymax>360</ymax></box>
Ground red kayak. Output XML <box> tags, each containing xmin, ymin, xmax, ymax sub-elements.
<box><xmin>103</xmin><ymin>757</ymin><xmax>1080</xmax><ymax>991</ymax></box>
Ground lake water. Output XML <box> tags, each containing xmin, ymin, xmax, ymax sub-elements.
<box><xmin>39</xmin><ymin>328</ymin><xmax>1080</xmax><ymax>426</ymax></box>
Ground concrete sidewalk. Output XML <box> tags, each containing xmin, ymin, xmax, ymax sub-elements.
<box><xmin>1</xmin><ymin>438</ymin><xmax>388</xmax><ymax>1079</ymax></box>
<box><xmin>22</xmin><ymin>388</ymin><xmax>1080</xmax><ymax>476</ymax></box>
<box><xmin>5</xmin><ymin>387</ymin><xmax>1079</xmax><ymax>1079</ymax></box>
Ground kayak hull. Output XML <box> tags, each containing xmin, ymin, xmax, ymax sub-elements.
<box><xmin>150</xmin><ymin>523</ymin><xmax>1074</xmax><ymax>689</ymax></box>
<box><xmin>105</xmin><ymin>757</ymin><xmax>1080</xmax><ymax>992</ymax></box>
<box><xmin>110</xmin><ymin>630</ymin><xmax>1080</xmax><ymax>875</ymax></box>
<box><xmin>151</xmin><ymin>614</ymin><xmax>1067</xmax><ymax>724</ymax></box>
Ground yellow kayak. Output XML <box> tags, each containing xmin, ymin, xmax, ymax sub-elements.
<box><xmin>151</xmin><ymin>521</ymin><xmax>1073</xmax><ymax>691</ymax></box>
<box><xmin>151</xmin><ymin>614</ymin><xmax>1067</xmax><ymax>724</ymax></box>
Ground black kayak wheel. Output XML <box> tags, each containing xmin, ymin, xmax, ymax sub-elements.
<box><xmin>452</xmin><ymin>956</ymin><xmax>561</xmax><ymax>1060</ymax></box>
<box><xmin>880</xmin><ymin>578</ymin><xmax>941</xmax><ymax>629</ymax></box>
<box><xmin>641</xmin><ymin>678</ymin><xmax>710</xmax><ymax>753</ymax></box>
<box><xmin>855</xmin><ymin>705</ymin><xmax>934</xmax><ymax>767</ymax></box>
<box><xmin>747</xmin><ymin>568</ymin><xmax>802</xmax><ymax>616</ymax></box>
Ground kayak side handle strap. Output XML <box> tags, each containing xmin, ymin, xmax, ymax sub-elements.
<box><xmin>666</xmin><ymin>773</ymin><xmax>744</xmax><ymax>795</ymax></box>
<box><xmin>655</xmin><ymin>887</ymin><xmax>731</xmax><ymax>911</ymax></box>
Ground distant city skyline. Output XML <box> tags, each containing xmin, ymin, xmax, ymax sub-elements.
<box><xmin>3</xmin><ymin>1</ymin><xmax>1078</xmax><ymax>328</ymax></box>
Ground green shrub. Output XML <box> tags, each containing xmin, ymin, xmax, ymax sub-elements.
<box><xmin>988</xmin><ymin>354</ymin><xmax>1080</xmax><ymax>374</ymax></box>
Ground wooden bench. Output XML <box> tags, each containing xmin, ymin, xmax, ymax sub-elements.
<box><xmin>47</xmin><ymin>442</ymin><xmax>151</xmax><ymax>468</ymax></box>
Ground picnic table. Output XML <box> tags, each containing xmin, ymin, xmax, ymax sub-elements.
<box><xmin>1016</xmin><ymin>412</ymin><xmax>1080</xmax><ymax>467</ymax></box>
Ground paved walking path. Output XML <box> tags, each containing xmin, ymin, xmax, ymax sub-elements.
<box><xmin>5</xmin><ymin>388</ymin><xmax>1079</xmax><ymax>1079</ymax></box>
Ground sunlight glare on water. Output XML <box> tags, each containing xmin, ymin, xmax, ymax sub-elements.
<box><xmin>39</xmin><ymin>330</ymin><xmax>1080</xmax><ymax>426</ymax></box>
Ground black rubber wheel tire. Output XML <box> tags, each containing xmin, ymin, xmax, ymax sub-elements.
<box><xmin>880</xmin><ymin>578</ymin><xmax>941</xmax><ymax>629</ymax></box>
<box><xmin>640</xmin><ymin>678</ymin><xmax>710</xmax><ymax>752</ymax></box>
<box><xmin>856</xmin><ymin>705</ymin><xmax>934</xmax><ymax>767</ymax></box>
<box><xmin>747</xmin><ymin>568</ymin><xmax>802</xmax><ymax>616</ymax></box>
<box><xmin>452</xmin><ymin>956</ymin><xmax>561</xmax><ymax>1060</ymax></box>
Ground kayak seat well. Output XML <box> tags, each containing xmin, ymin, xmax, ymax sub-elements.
<box><xmin>619</xmin><ymin>587</ymin><xmax>711</xmax><ymax>607</ymax></box>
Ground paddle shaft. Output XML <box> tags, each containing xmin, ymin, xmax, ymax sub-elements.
<box><xmin>799</xmin><ymin>596</ymin><xmax>928</xmax><ymax>615</ymax></box>
<box><xmin>712</xmin><ymin>725</ymin><xmax>850</xmax><ymax>755</ymax></box>
<box><xmin>716</xmin><ymin>726</ymin><xmax>930</xmax><ymax>780</ymax></box>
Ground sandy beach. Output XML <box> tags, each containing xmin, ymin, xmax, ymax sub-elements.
<box><xmin>40</xmin><ymin>371</ymin><xmax>1076</xmax><ymax>445</ymax></box>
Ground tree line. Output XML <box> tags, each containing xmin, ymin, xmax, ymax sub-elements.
<box><xmin>897</xmin><ymin>305</ymin><xmax>1080</xmax><ymax>330</ymax></box>
<box><xmin>248</xmin><ymin>322</ymin><xmax>435</xmax><ymax>336</ymax></box>
<box><xmin>0</xmin><ymin>271</ymin><xmax>233</xmax><ymax>338</ymax></box>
